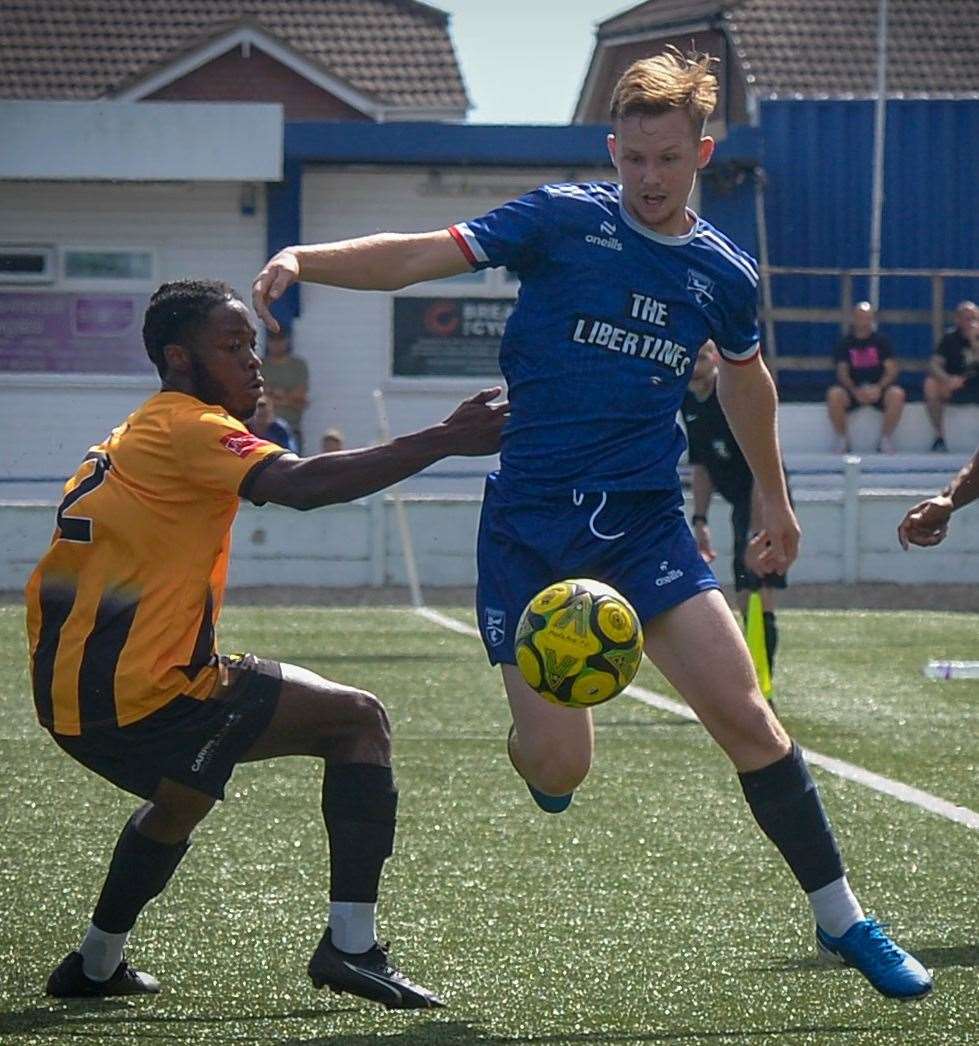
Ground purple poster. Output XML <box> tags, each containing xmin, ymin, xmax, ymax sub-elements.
<box><xmin>0</xmin><ymin>291</ymin><xmax>151</xmax><ymax>374</ymax></box>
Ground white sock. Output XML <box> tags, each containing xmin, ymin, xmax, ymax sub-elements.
<box><xmin>78</xmin><ymin>923</ymin><xmax>129</xmax><ymax>981</ymax></box>
<box><xmin>808</xmin><ymin>876</ymin><xmax>865</xmax><ymax>937</ymax></box>
<box><xmin>328</xmin><ymin>902</ymin><xmax>377</xmax><ymax>955</ymax></box>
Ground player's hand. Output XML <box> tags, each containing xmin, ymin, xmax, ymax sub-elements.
<box><xmin>861</xmin><ymin>384</ymin><xmax>882</xmax><ymax>405</ymax></box>
<box><xmin>897</xmin><ymin>495</ymin><xmax>953</xmax><ymax>549</ymax></box>
<box><xmin>252</xmin><ymin>250</ymin><xmax>301</xmax><ymax>331</ymax></box>
<box><xmin>753</xmin><ymin>497</ymin><xmax>800</xmax><ymax>574</ymax></box>
<box><xmin>949</xmin><ymin>374</ymin><xmax>966</xmax><ymax>392</ymax></box>
<box><xmin>744</xmin><ymin>531</ymin><xmax>769</xmax><ymax>576</ymax></box>
<box><xmin>440</xmin><ymin>387</ymin><xmax>509</xmax><ymax>456</ymax></box>
<box><xmin>693</xmin><ymin>522</ymin><xmax>716</xmax><ymax>563</ymax></box>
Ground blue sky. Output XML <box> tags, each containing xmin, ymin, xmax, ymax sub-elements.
<box><xmin>435</xmin><ymin>1</ymin><xmax>630</xmax><ymax>124</ymax></box>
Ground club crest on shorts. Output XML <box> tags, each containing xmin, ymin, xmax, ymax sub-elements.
<box><xmin>484</xmin><ymin>607</ymin><xmax>506</xmax><ymax>647</ymax></box>
<box><xmin>687</xmin><ymin>269</ymin><xmax>715</xmax><ymax>306</ymax></box>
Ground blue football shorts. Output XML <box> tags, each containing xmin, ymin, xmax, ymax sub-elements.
<box><xmin>475</xmin><ymin>473</ymin><xmax>719</xmax><ymax>664</ymax></box>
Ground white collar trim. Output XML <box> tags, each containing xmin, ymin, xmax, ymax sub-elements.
<box><xmin>618</xmin><ymin>192</ymin><xmax>700</xmax><ymax>245</ymax></box>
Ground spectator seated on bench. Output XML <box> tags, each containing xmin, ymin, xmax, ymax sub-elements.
<box><xmin>825</xmin><ymin>301</ymin><xmax>906</xmax><ymax>454</ymax></box>
<box><xmin>923</xmin><ymin>301</ymin><xmax>979</xmax><ymax>453</ymax></box>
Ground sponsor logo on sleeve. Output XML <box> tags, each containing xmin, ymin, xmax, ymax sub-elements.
<box><xmin>219</xmin><ymin>432</ymin><xmax>266</xmax><ymax>458</ymax></box>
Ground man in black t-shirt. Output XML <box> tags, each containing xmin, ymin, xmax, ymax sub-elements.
<box><xmin>682</xmin><ymin>341</ymin><xmax>788</xmax><ymax>680</ymax></box>
<box><xmin>923</xmin><ymin>300</ymin><xmax>979</xmax><ymax>452</ymax></box>
<box><xmin>825</xmin><ymin>301</ymin><xmax>906</xmax><ymax>453</ymax></box>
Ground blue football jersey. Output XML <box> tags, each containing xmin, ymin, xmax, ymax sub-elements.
<box><xmin>449</xmin><ymin>181</ymin><xmax>760</xmax><ymax>495</ymax></box>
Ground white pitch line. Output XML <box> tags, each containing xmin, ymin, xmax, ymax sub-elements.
<box><xmin>797</xmin><ymin>749</ymin><xmax>979</xmax><ymax>830</ymax></box>
<box><xmin>623</xmin><ymin>682</ymin><xmax>979</xmax><ymax>831</ymax></box>
<box><xmin>414</xmin><ymin>606</ymin><xmax>979</xmax><ymax>831</ymax></box>
<box><xmin>416</xmin><ymin>606</ymin><xmax>481</xmax><ymax>637</ymax></box>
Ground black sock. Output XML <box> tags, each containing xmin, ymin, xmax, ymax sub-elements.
<box><xmin>763</xmin><ymin>610</ymin><xmax>778</xmax><ymax>673</ymax></box>
<box><xmin>738</xmin><ymin>742</ymin><xmax>844</xmax><ymax>893</ymax></box>
<box><xmin>91</xmin><ymin>815</ymin><xmax>190</xmax><ymax>933</ymax></box>
<box><xmin>322</xmin><ymin>763</ymin><xmax>397</xmax><ymax>902</ymax></box>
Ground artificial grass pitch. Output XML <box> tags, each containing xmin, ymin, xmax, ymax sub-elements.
<box><xmin>0</xmin><ymin>602</ymin><xmax>976</xmax><ymax>1044</ymax></box>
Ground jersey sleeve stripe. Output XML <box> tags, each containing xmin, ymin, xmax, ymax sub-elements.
<box><xmin>239</xmin><ymin>449</ymin><xmax>288</xmax><ymax>505</ymax></box>
<box><xmin>719</xmin><ymin>342</ymin><xmax>761</xmax><ymax>366</ymax></box>
<box><xmin>448</xmin><ymin>223</ymin><xmax>487</xmax><ymax>266</ymax></box>
<box><xmin>696</xmin><ymin>230</ymin><xmax>759</xmax><ymax>286</ymax></box>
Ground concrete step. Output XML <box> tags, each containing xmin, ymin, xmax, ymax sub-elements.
<box><xmin>776</xmin><ymin>402</ymin><xmax>979</xmax><ymax>455</ymax></box>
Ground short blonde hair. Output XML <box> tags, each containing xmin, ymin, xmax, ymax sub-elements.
<box><xmin>610</xmin><ymin>46</ymin><xmax>718</xmax><ymax>135</ymax></box>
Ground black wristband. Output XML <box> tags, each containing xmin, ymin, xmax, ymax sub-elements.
<box><xmin>691</xmin><ymin>514</ymin><xmax>708</xmax><ymax>526</ymax></box>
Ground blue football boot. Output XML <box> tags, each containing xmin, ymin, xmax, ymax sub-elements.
<box><xmin>816</xmin><ymin>918</ymin><xmax>933</xmax><ymax>1000</ymax></box>
<box><xmin>507</xmin><ymin>724</ymin><xmax>573</xmax><ymax>814</ymax></box>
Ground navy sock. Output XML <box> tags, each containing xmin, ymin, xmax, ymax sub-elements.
<box><xmin>322</xmin><ymin>763</ymin><xmax>397</xmax><ymax>902</ymax></box>
<box><xmin>763</xmin><ymin>611</ymin><xmax>778</xmax><ymax>672</ymax></box>
<box><xmin>92</xmin><ymin>815</ymin><xmax>189</xmax><ymax>934</ymax></box>
<box><xmin>738</xmin><ymin>742</ymin><xmax>844</xmax><ymax>893</ymax></box>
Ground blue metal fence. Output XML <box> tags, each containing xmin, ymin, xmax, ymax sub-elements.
<box><xmin>703</xmin><ymin>99</ymin><xmax>979</xmax><ymax>400</ymax></box>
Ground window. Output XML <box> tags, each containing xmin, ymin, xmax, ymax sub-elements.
<box><xmin>0</xmin><ymin>246</ymin><xmax>55</xmax><ymax>284</ymax></box>
<box><xmin>63</xmin><ymin>249</ymin><xmax>153</xmax><ymax>283</ymax></box>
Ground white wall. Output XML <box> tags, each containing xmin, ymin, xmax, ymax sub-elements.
<box><xmin>0</xmin><ymin>180</ymin><xmax>268</xmax><ymax>491</ymax></box>
<box><xmin>0</xmin><ymin>101</ymin><xmax>282</xmax><ymax>181</ymax></box>
<box><xmin>296</xmin><ymin>164</ymin><xmax>611</xmax><ymax>453</ymax></box>
<box><xmin>778</xmin><ymin>403</ymin><xmax>979</xmax><ymax>456</ymax></box>
<box><xmin>5</xmin><ymin>488</ymin><xmax>977</xmax><ymax>593</ymax></box>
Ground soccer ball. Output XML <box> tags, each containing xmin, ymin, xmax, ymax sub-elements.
<box><xmin>515</xmin><ymin>579</ymin><xmax>643</xmax><ymax>708</ymax></box>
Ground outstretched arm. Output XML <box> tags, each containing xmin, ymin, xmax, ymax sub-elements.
<box><xmin>898</xmin><ymin>446</ymin><xmax>979</xmax><ymax>549</ymax></box>
<box><xmin>716</xmin><ymin>355</ymin><xmax>799</xmax><ymax>573</ymax></box>
<box><xmin>253</xmin><ymin>230</ymin><xmax>470</xmax><ymax>330</ymax></box>
<box><xmin>246</xmin><ymin>387</ymin><xmax>507</xmax><ymax>510</ymax></box>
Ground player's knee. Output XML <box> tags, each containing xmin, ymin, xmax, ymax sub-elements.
<box><xmin>736</xmin><ymin>693</ymin><xmax>788</xmax><ymax>749</ymax></box>
<box><xmin>826</xmin><ymin>385</ymin><xmax>847</xmax><ymax>407</ymax></box>
<box><xmin>284</xmin><ymin>680</ymin><xmax>392</xmax><ymax>761</ymax></box>
<box><xmin>350</xmin><ymin>688</ymin><xmax>391</xmax><ymax>744</ymax></box>
<box><xmin>520</xmin><ymin>744</ymin><xmax>591</xmax><ymax>795</ymax></box>
<box><xmin>314</xmin><ymin>686</ymin><xmax>391</xmax><ymax>761</ymax></box>
<box><xmin>140</xmin><ymin>791</ymin><xmax>214</xmax><ymax>841</ymax></box>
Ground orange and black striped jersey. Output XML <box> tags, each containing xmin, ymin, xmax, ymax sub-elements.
<box><xmin>25</xmin><ymin>391</ymin><xmax>286</xmax><ymax>735</ymax></box>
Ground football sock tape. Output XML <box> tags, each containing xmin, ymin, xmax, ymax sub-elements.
<box><xmin>328</xmin><ymin>901</ymin><xmax>378</xmax><ymax>954</ymax></box>
<box><xmin>738</xmin><ymin>742</ymin><xmax>845</xmax><ymax>894</ymax></box>
<box><xmin>323</xmin><ymin>762</ymin><xmax>397</xmax><ymax>903</ymax></box>
<box><xmin>92</xmin><ymin>814</ymin><xmax>190</xmax><ymax>935</ymax></box>
<box><xmin>806</xmin><ymin>876</ymin><xmax>865</xmax><ymax>938</ymax></box>
<box><xmin>78</xmin><ymin>924</ymin><xmax>130</xmax><ymax>982</ymax></box>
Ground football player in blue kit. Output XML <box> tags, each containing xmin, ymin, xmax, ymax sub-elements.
<box><xmin>253</xmin><ymin>49</ymin><xmax>931</xmax><ymax>1001</ymax></box>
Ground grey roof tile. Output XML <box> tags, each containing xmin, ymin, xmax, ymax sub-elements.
<box><xmin>594</xmin><ymin>0</ymin><xmax>979</xmax><ymax>97</ymax></box>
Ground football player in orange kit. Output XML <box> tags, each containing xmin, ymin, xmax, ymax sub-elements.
<box><xmin>27</xmin><ymin>279</ymin><xmax>506</xmax><ymax>1009</ymax></box>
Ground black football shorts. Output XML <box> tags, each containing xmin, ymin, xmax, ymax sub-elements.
<box><xmin>50</xmin><ymin>654</ymin><xmax>282</xmax><ymax>801</ymax></box>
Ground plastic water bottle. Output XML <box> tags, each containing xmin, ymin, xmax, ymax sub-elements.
<box><xmin>923</xmin><ymin>660</ymin><xmax>979</xmax><ymax>680</ymax></box>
